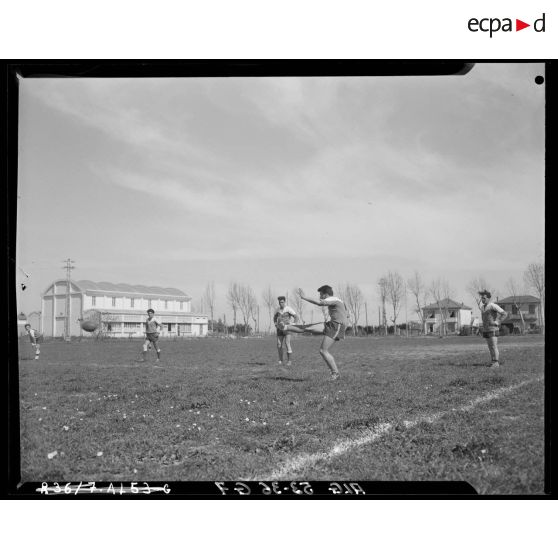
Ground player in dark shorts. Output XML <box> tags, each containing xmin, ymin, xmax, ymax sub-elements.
<box><xmin>478</xmin><ymin>290</ymin><xmax>507</xmax><ymax>368</ymax></box>
<box><xmin>24</xmin><ymin>323</ymin><xmax>43</xmax><ymax>360</ymax></box>
<box><xmin>281</xmin><ymin>285</ymin><xmax>347</xmax><ymax>380</ymax></box>
<box><xmin>142</xmin><ymin>309</ymin><xmax>163</xmax><ymax>362</ymax></box>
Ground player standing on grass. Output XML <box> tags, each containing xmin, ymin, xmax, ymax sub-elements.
<box><xmin>478</xmin><ymin>290</ymin><xmax>507</xmax><ymax>368</ymax></box>
<box><xmin>141</xmin><ymin>309</ymin><xmax>163</xmax><ymax>363</ymax></box>
<box><xmin>24</xmin><ymin>323</ymin><xmax>42</xmax><ymax>361</ymax></box>
<box><xmin>280</xmin><ymin>285</ymin><xmax>347</xmax><ymax>380</ymax></box>
<box><xmin>273</xmin><ymin>296</ymin><xmax>298</xmax><ymax>366</ymax></box>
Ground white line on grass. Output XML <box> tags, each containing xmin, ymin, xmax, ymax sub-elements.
<box><xmin>251</xmin><ymin>376</ymin><xmax>543</xmax><ymax>481</ymax></box>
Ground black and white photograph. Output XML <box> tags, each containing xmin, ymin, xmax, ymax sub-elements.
<box><xmin>10</xmin><ymin>61</ymin><xmax>547</xmax><ymax>496</ymax></box>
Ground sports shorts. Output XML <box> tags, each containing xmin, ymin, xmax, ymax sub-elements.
<box><xmin>324</xmin><ymin>321</ymin><xmax>346</xmax><ymax>341</ymax></box>
<box><xmin>482</xmin><ymin>329</ymin><xmax>500</xmax><ymax>339</ymax></box>
<box><xmin>146</xmin><ymin>332</ymin><xmax>160</xmax><ymax>342</ymax></box>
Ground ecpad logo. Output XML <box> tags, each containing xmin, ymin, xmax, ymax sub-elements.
<box><xmin>468</xmin><ymin>13</ymin><xmax>545</xmax><ymax>37</ymax></box>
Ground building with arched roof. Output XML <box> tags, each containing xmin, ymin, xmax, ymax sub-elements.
<box><xmin>41</xmin><ymin>279</ymin><xmax>208</xmax><ymax>338</ymax></box>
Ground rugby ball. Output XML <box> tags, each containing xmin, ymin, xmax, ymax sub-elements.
<box><xmin>80</xmin><ymin>320</ymin><xmax>98</xmax><ymax>332</ymax></box>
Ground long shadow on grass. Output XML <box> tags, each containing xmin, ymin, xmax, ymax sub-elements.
<box><xmin>432</xmin><ymin>362</ymin><xmax>488</xmax><ymax>368</ymax></box>
<box><xmin>250</xmin><ymin>376</ymin><xmax>305</xmax><ymax>382</ymax></box>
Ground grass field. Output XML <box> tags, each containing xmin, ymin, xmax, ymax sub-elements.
<box><xmin>17</xmin><ymin>333</ymin><xmax>545</xmax><ymax>494</ymax></box>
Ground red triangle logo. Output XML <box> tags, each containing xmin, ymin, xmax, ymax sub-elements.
<box><xmin>516</xmin><ymin>19</ymin><xmax>530</xmax><ymax>31</ymax></box>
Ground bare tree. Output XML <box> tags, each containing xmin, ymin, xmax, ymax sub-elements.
<box><xmin>384</xmin><ymin>271</ymin><xmax>405</xmax><ymax>334</ymax></box>
<box><xmin>407</xmin><ymin>270</ymin><xmax>428</xmax><ymax>334</ymax></box>
<box><xmin>203</xmin><ymin>281</ymin><xmax>216</xmax><ymax>332</ymax></box>
<box><xmin>237</xmin><ymin>284</ymin><xmax>257</xmax><ymax>333</ymax></box>
<box><xmin>290</xmin><ymin>288</ymin><xmax>304</xmax><ymax>324</ymax></box>
<box><xmin>429</xmin><ymin>278</ymin><xmax>453</xmax><ymax>337</ymax></box>
<box><xmin>524</xmin><ymin>262</ymin><xmax>545</xmax><ymax>331</ymax></box>
<box><xmin>342</xmin><ymin>283</ymin><xmax>364</xmax><ymax>335</ymax></box>
<box><xmin>249</xmin><ymin>299</ymin><xmax>259</xmax><ymax>334</ymax></box>
<box><xmin>227</xmin><ymin>282</ymin><xmax>241</xmax><ymax>334</ymax></box>
<box><xmin>506</xmin><ymin>277</ymin><xmax>526</xmax><ymax>334</ymax></box>
<box><xmin>466</xmin><ymin>276</ymin><xmax>498</xmax><ymax>312</ymax></box>
<box><xmin>262</xmin><ymin>286</ymin><xmax>276</xmax><ymax>333</ymax></box>
<box><xmin>377</xmin><ymin>277</ymin><xmax>388</xmax><ymax>335</ymax></box>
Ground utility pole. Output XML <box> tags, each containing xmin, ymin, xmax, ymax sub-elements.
<box><xmin>62</xmin><ymin>258</ymin><xmax>75</xmax><ymax>341</ymax></box>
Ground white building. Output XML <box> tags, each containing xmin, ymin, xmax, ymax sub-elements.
<box><xmin>422</xmin><ymin>298</ymin><xmax>473</xmax><ymax>335</ymax></box>
<box><xmin>41</xmin><ymin>279</ymin><xmax>208</xmax><ymax>338</ymax></box>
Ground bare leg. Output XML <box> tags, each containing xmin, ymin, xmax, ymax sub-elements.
<box><xmin>486</xmin><ymin>337</ymin><xmax>499</xmax><ymax>365</ymax></box>
<box><xmin>319</xmin><ymin>335</ymin><xmax>339</xmax><ymax>377</ymax></box>
<box><xmin>152</xmin><ymin>340</ymin><xmax>161</xmax><ymax>361</ymax></box>
<box><xmin>282</xmin><ymin>324</ymin><xmax>306</xmax><ymax>334</ymax></box>
<box><xmin>142</xmin><ymin>339</ymin><xmax>149</xmax><ymax>361</ymax></box>
<box><xmin>285</xmin><ymin>334</ymin><xmax>293</xmax><ymax>364</ymax></box>
<box><xmin>277</xmin><ymin>336</ymin><xmax>284</xmax><ymax>363</ymax></box>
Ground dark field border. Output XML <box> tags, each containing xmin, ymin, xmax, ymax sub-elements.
<box><xmin>4</xmin><ymin>60</ymin><xmax>554</xmax><ymax>499</ymax></box>
<box><xmin>16</xmin><ymin>480</ymin><xmax>477</xmax><ymax>498</ymax></box>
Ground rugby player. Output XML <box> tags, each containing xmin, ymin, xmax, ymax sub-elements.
<box><xmin>24</xmin><ymin>323</ymin><xmax>42</xmax><ymax>360</ymax></box>
<box><xmin>273</xmin><ymin>296</ymin><xmax>298</xmax><ymax>366</ymax></box>
<box><xmin>142</xmin><ymin>309</ymin><xmax>163</xmax><ymax>363</ymax></box>
<box><xmin>281</xmin><ymin>286</ymin><xmax>347</xmax><ymax>380</ymax></box>
<box><xmin>479</xmin><ymin>290</ymin><xmax>507</xmax><ymax>368</ymax></box>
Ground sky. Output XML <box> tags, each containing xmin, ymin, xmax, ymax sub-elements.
<box><xmin>15</xmin><ymin>63</ymin><xmax>545</xmax><ymax>327</ymax></box>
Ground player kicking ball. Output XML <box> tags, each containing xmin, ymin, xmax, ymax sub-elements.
<box><xmin>279</xmin><ymin>286</ymin><xmax>347</xmax><ymax>380</ymax></box>
<box><xmin>24</xmin><ymin>323</ymin><xmax>43</xmax><ymax>361</ymax></box>
<box><xmin>141</xmin><ymin>309</ymin><xmax>163</xmax><ymax>363</ymax></box>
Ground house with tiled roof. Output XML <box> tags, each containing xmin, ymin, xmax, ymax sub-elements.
<box><xmin>422</xmin><ymin>298</ymin><xmax>472</xmax><ymax>335</ymax></box>
<box><xmin>496</xmin><ymin>295</ymin><xmax>542</xmax><ymax>333</ymax></box>
<box><xmin>41</xmin><ymin>279</ymin><xmax>208</xmax><ymax>338</ymax></box>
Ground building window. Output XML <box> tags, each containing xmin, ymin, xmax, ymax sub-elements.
<box><xmin>168</xmin><ymin>323</ymin><xmax>172</xmax><ymax>332</ymax></box>
<box><xmin>131</xmin><ymin>298</ymin><xmax>135</xmax><ymax>308</ymax></box>
<box><xmin>180</xmin><ymin>301</ymin><xmax>183</xmax><ymax>310</ymax></box>
<box><xmin>165</xmin><ymin>300</ymin><xmax>168</xmax><ymax>310</ymax></box>
<box><xmin>512</xmin><ymin>304</ymin><xmax>519</xmax><ymax>315</ymax></box>
<box><xmin>92</xmin><ymin>296</ymin><xmax>96</xmax><ymax>305</ymax></box>
<box><xmin>112</xmin><ymin>297</ymin><xmax>116</xmax><ymax>307</ymax></box>
<box><xmin>124</xmin><ymin>322</ymin><xmax>141</xmax><ymax>329</ymax></box>
<box><xmin>449</xmin><ymin>311</ymin><xmax>456</xmax><ymax>318</ymax></box>
<box><xmin>148</xmin><ymin>299</ymin><xmax>152</xmax><ymax>309</ymax></box>
<box><xmin>428</xmin><ymin>312</ymin><xmax>435</xmax><ymax>319</ymax></box>
<box><xmin>181</xmin><ymin>324</ymin><xmax>192</xmax><ymax>334</ymax></box>
<box><xmin>529</xmin><ymin>304</ymin><xmax>536</xmax><ymax>314</ymax></box>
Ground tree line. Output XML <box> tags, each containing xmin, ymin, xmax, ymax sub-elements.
<box><xmin>197</xmin><ymin>261</ymin><xmax>544</xmax><ymax>336</ymax></box>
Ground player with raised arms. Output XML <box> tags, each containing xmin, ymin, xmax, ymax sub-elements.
<box><xmin>24</xmin><ymin>323</ymin><xmax>43</xmax><ymax>361</ymax></box>
<box><xmin>273</xmin><ymin>296</ymin><xmax>298</xmax><ymax>366</ymax></box>
<box><xmin>279</xmin><ymin>285</ymin><xmax>347</xmax><ymax>380</ymax></box>
<box><xmin>141</xmin><ymin>309</ymin><xmax>163</xmax><ymax>363</ymax></box>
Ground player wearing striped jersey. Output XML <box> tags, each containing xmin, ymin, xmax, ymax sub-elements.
<box><xmin>281</xmin><ymin>285</ymin><xmax>347</xmax><ymax>380</ymax></box>
<box><xmin>24</xmin><ymin>323</ymin><xmax>43</xmax><ymax>360</ymax></box>
<box><xmin>273</xmin><ymin>296</ymin><xmax>298</xmax><ymax>366</ymax></box>
<box><xmin>141</xmin><ymin>309</ymin><xmax>163</xmax><ymax>363</ymax></box>
<box><xmin>479</xmin><ymin>290</ymin><xmax>507</xmax><ymax>368</ymax></box>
